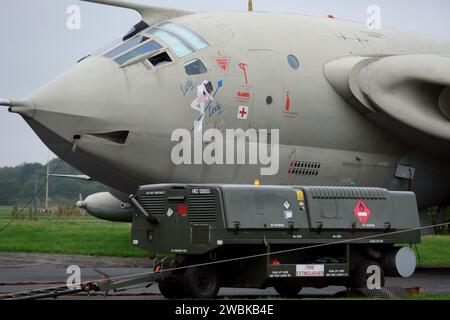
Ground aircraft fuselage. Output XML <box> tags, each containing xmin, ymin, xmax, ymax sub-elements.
<box><xmin>11</xmin><ymin>12</ymin><xmax>450</xmax><ymax>209</ymax></box>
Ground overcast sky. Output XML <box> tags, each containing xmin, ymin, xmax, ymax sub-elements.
<box><xmin>0</xmin><ymin>0</ymin><xmax>449</xmax><ymax>167</ymax></box>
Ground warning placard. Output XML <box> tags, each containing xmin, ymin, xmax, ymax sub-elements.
<box><xmin>216</xmin><ymin>57</ymin><xmax>230</xmax><ymax>74</ymax></box>
<box><xmin>354</xmin><ymin>199</ymin><xmax>372</xmax><ymax>225</ymax></box>
<box><xmin>296</xmin><ymin>265</ymin><xmax>325</xmax><ymax>277</ymax></box>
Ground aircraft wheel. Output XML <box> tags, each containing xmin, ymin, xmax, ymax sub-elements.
<box><xmin>274</xmin><ymin>285</ymin><xmax>303</xmax><ymax>297</ymax></box>
<box><xmin>350</xmin><ymin>261</ymin><xmax>385</xmax><ymax>289</ymax></box>
<box><xmin>158</xmin><ymin>281</ymin><xmax>187</xmax><ymax>299</ymax></box>
<box><xmin>184</xmin><ymin>266</ymin><xmax>220</xmax><ymax>299</ymax></box>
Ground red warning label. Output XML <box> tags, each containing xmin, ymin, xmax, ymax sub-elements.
<box><xmin>353</xmin><ymin>199</ymin><xmax>371</xmax><ymax>225</ymax></box>
<box><xmin>177</xmin><ymin>204</ymin><xmax>187</xmax><ymax>216</ymax></box>
<box><xmin>216</xmin><ymin>58</ymin><xmax>230</xmax><ymax>74</ymax></box>
<box><xmin>237</xmin><ymin>91</ymin><xmax>251</xmax><ymax>100</ymax></box>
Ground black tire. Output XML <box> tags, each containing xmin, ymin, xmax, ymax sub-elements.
<box><xmin>158</xmin><ymin>281</ymin><xmax>187</xmax><ymax>299</ymax></box>
<box><xmin>184</xmin><ymin>266</ymin><xmax>220</xmax><ymax>299</ymax></box>
<box><xmin>351</xmin><ymin>261</ymin><xmax>385</xmax><ymax>289</ymax></box>
<box><xmin>274</xmin><ymin>285</ymin><xmax>303</xmax><ymax>297</ymax></box>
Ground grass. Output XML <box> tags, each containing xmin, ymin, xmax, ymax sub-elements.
<box><xmin>0</xmin><ymin>219</ymin><xmax>148</xmax><ymax>258</ymax></box>
<box><xmin>415</xmin><ymin>235</ymin><xmax>450</xmax><ymax>266</ymax></box>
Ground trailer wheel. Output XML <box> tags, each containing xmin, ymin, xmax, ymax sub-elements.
<box><xmin>158</xmin><ymin>281</ymin><xmax>187</xmax><ymax>299</ymax></box>
<box><xmin>274</xmin><ymin>285</ymin><xmax>303</xmax><ymax>297</ymax></box>
<box><xmin>184</xmin><ymin>266</ymin><xmax>220</xmax><ymax>299</ymax></box>
<box><xmin>351</xmin><ymin>261</ymin><xmax>385</xmax><ymax>289</ymax></box>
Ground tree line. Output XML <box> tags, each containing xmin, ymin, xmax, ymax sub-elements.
<box><xmin>0</xmin><ymin>159</ymin><xmax>105</xmax><ymax>206</ymax></box>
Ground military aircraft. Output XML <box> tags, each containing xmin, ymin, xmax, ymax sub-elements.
<box><xmin>1</xmin><ymin>0</ymin><xmax>449</xmax><ymax>222</ymax></box>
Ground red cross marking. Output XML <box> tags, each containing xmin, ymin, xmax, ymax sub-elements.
<box><xmin>239</xmin><ymin>107</ymin><xmax>248</xmax><ymax>118</ymax></box>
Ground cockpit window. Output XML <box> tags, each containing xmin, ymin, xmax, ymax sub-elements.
<box><xmin>184</xmin><ymin>59</ymin><xmax>208</xmax><ymax>75</ymax></box>
<box><xmin>158</xmin><ymin>22</ymin><xmax>209</xmax><ymax>50</ymax></box>
<box><xmin>114</xmin><ymin>40</ymin><xmax>162</xmax><ymax>65</ymax></box>
<box><xmin>148</xmin><ymin>52</ymin><xmax>173</xmax><ymax>67</ymax></box>
<box><xmin>123</xmin><ymin>21</ymin><xmax>149</xmax><ymax>41</ymax></box>
<box><xmin>147</xmin><ymin>28</ymin><xmax>194</xmax><ymax>58</ymax></box>
<box><xmin>102</xmin><ymin>22</ymin><xmax>209</xmax><ymax>67</ymax></box>
<box><xmin>94</xmin><ymin>38</ymin><xmax>122</xmax><ymax>56</ymax></box>
<box><xmin>104</xmin><ymin>35</ymin><xmax>148</xmax><ymax>59</ymax></box>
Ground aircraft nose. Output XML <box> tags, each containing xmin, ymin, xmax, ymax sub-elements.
<box><xmin>20</xmin><ymin>57</ymin><xmax>129</xmax><ymax>142</ymax></box>
<box><xmin>76</xmin><ymin>200</ymin><xmax>87</xmax><ymax>209</ymax></box>
<box><xmin>1</xmin><ymin>98</ymin><xmax>36</xmax><ymax>117</ymax></box>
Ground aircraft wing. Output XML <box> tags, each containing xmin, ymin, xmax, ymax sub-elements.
<box><xmin>324</xmin><ymin>54</ymin><xmax>450</xmax><ymax>158</ymax></box>
<box><xmin>42</xmin><ymin>174</ymin><xmax>92</xmax><ymax>181</ymax></box>
<box><xmin>80</xmin><ymin>0</ymin><xmax>192</xmax><ymax>25</ymax></box>
<box><xmin>39</xmin><ymin>173</ymin><xmax>130</xmax><ymax>202</ymax></box>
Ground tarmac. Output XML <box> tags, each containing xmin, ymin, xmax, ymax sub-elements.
<box><xmin>0</xmin><ymin>253</ymin><xmax>449</xmax><ymax>300</ymax></box>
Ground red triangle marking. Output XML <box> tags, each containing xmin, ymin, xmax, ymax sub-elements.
<box><xmin>216</xmin><ymin>58</ymin><xmax>230</xmax><ymax>73</ymax></box>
